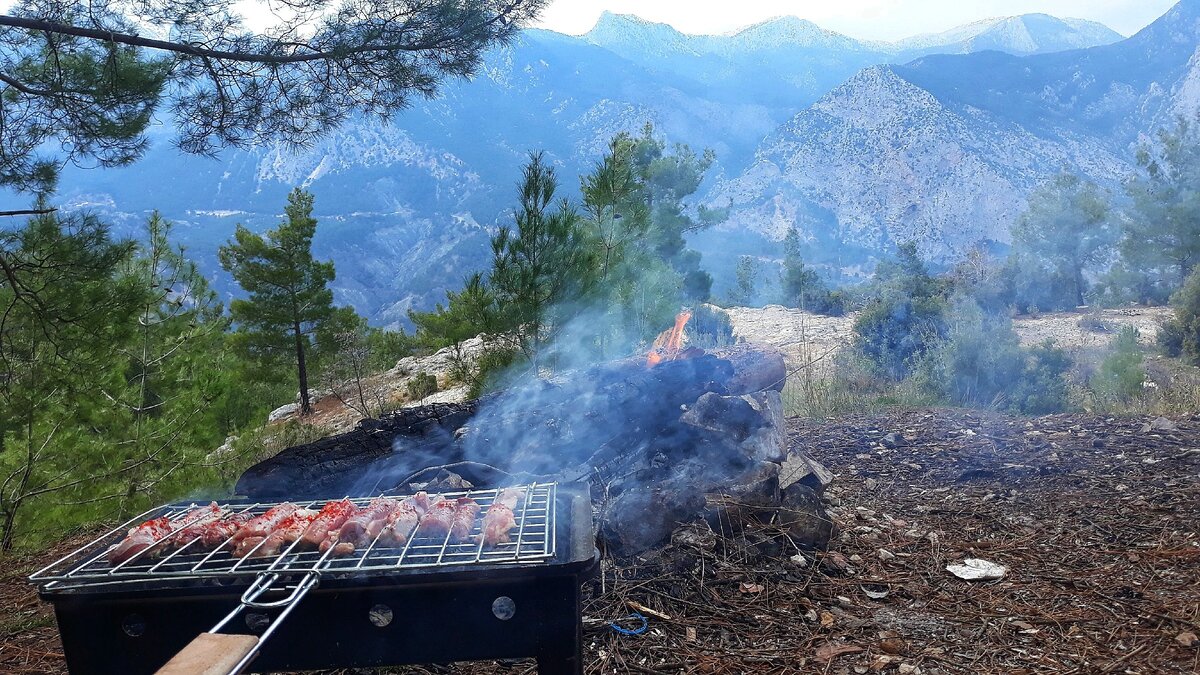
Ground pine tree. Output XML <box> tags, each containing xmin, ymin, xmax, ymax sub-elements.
<box><xmin>780</xmin><ymin>226</ymin><xmax>826</xmax><ymax>310</ymax></box>
<box><xmin>106</xmin><ymin>213</ymin><xmax>230</xmax><ymax>517</ymax></box>
<box><xmin>731</xmin><ymin>256</ymin><xmax>758</xmax><ymax>306</ymax></box>
<box><xmin>490</xmin><ymin>152</ymin><xmax>596</xmax><ymax>366</ymax></box>
<box><xmin>0</xmin><ymin>209</ymin><xmax>141</xmax><ymax>550</ymax></box>
<box><xmin>1123</xmin><ymin>119</ymin><xmax>1200</xmax><ymax>290</ymax></box>
<box><xmin>1011</xmin><ymin>173</ymin><xmax>1113</xmax><ymax>308</ymax></box>
<box><xmin>219</xmin><ymin>189</ymin><xmax>335</xmax><ymax>416</ymax></box>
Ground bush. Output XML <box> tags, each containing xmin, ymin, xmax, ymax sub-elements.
<box><xmin>853</xmin><ymin>294</ymin><xmax>947</xmax><ymax>380</ymax></box>
<box><xmin>917</xmin><ymin>297</ymin><xmax>1071</xmax><ymax>414</ymax></box>
<box><xmin>468</xmin><ymin>346</ymin><xmax>521</xmax><ymax>399</ymax></box>
<box><xmin>1091</xmin><ymin>327</ymin><xmax>1146</xmax><ymax>403</ymax></box>
<box><xmin>690</xmin><ymin>305</ymin><xmax>735</xmax><ymax>349</ymax></box>
<box><xmin>405</xmin><ymin>372</ymin><xmax>438</xmax><ymax>401</ymax></box>
<box><xmin>1170</xmin><ymin>267</ymin><xmax>1200</xmax><ymax>364</ymax></box>
<box><xmin>1009</xmin><ymin>341</ymin><xmax>1072</xmax><ymax>415</ymax></box>
<box><xmin>1157</xmin><ymin>319</ymin><xmax>1184</xmax><ymax>357</ymax></box>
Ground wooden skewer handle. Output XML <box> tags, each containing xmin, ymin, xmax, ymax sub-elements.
<box><xmin>156</xmin><ymin>633</ymin><xmax>260</xmax><ymax>675</ymax></box>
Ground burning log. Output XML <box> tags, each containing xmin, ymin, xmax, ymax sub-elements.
<box><xmin>711</xmin><ymin>344</ymin><xmax>788</xmax><ymax>395</ymax></box>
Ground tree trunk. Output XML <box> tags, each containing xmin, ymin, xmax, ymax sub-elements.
<box><xmin>1074</xmin><ymin>263</ymin><xmax>1086</xmax><ymax>308</ymax></box>
<box><xmin>294</xmin><ymin>322</ymin><xmax>311</xmax><ymax>416</ymax></box>
<box><xmin>0</xmin><ymin>506</ymin><xmax>17</xmax><ymax>552</ymax></box>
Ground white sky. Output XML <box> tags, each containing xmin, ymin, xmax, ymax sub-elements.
<box><xmin>534</xmin><ymin>0</ymin><xmax>1182</xmax><ymax>41</ymax></box>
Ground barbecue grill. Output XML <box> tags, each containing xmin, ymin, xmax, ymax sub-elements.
<box><xmin>31</xmin><ymin>482</ymin><xmax>598</xmax><ymax>675</ymax></box>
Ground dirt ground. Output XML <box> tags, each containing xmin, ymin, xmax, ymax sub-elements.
<box><xmin>721</xmin><ymin>305</ymin><xmax>1172</xmax><ymax>369</ymax></box>
<box><xmin>2</xmin><ymin>409</ymin><xmax>1198</xmax><ymax>674</ymax></box>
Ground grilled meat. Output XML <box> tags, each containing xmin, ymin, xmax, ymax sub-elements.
<box><xmin>415</xmin><ymin>498</ymin><xmax>460</xmax><ymax>540</ymax></box>
<box><xmin>478</xmin><ymin>488</ymin><xmax>526</xmax><ymax>548</ymax></box>
<box><xmin>235</xmin><ymin>509</ymin><xmax>319</xmax><ymax>558</ymax></box>
<box><xmin>323</xmin><ymin>497</ymin><xmax>400</xmax><ymax>556</ymax></box>
<box><xmin>168</xmin><ymin>507</ymin><xmax>249</xmax><ymax>550</ymax></box>
<box><xmin>378</xmin><ymin>492</ymin><xmax>434</xmax><ymax>547</ymax></box>
<box><xmin>230</xmin><ymin>503</ymin><xmax>299</xmax><ymax>547</ymax></box>
<box><xmin>107</xmin><ymin>502</ymin><xmax>222</xmax><ymax>565</ymax></box>
<box><xmin>449</xmin><ymin>498</ymin><xmax>481</xmax><ymax>543</ymax></box>
<box><xmin>298</xmin><ymin>499</ymin><xmax>357</xmax><ymax>550</ymax></box>
<box><xmin>184</xmin><ymin>513</ymin><xmax>249</xmax><ymax>551</ymax></box>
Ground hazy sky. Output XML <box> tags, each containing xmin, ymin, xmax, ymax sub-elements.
<box><xmin>534</xmin><ymin>0</ymin><xmax>1181</xmax><ymax>41</ymax></box>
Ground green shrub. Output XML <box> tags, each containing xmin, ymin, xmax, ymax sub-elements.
<box><xmin>1092</xmin><ymin>326</ymin><xmax>1146</xmax><ymax>403</ymax></box>
<box><xmin>468</xmin><ymin>346</ymin><xmax>522</xmax><ymax>399</ymax></box>
<box><xmin>853</xmin><ymin>294</ymin><xmax>947</xmax><ymax>380</ymax></box>
<box><xmin>1170</xmin><ymin>267</ymin><xmax>1200</xmax><ymax>364</ymax></box>
<box><xmin>1157</xmin><ymin>319</ymin><xmax>1184</xmax><ymax>357</ymax></box>
<box><xmin>1009</xmin><ymin>341</ymin><xmax>1072</xmax><ymax>414</ymax></box>
<box><xmin>918</xmin><ymin>297</ymin><xmax>1071</xmax><ymax>414</ymax></box>
<box><xmin>405</xmin><ymin>372</ymin><xmax>438</xmax><ymax>401</ymax></box>
<box><xmin>690</xmin><ymin>305</ymin><xmax>735</xmax><ymax>349</ymax></box>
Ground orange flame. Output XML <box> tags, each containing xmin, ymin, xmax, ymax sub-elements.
<box><xmin>647</xmin><ymin>310</ymin><xmax>693</xmax><ymax>367</ymax></box>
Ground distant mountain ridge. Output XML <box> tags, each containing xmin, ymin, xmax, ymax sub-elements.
<box><xmin>708</xmin><ymin>0</ymin><xmax>1200</xmax><ymax>265</ymax></box>
<box><xmin>18</xmin><ymin>5</ymin><xmax>1188</xmax><ymax>326</ymax></box>
<box><xmin>893</xmin><ymin>14</ymin><xmax>1123</xmax><ymax>55</ymax></box>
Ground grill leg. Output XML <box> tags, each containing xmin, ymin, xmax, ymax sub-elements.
<box><xmin>535</xmin><ymin>580</ymin><xmax>584</xmax><ymax>675</ymax></box>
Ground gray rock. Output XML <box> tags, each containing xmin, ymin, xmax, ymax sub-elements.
<box><xmin>779</xmin><ymin>451</ymin><xmax>835</xmax><ymax>495</ymax></box>
<box><xmin>603</xmin><ymin>487</ymin><xmax>707</xmax><ymax>557</ymax></box>
<box><xmin>1141</xmin><ymin>417</ymin><xmax>1178</xmax><ymax>433</ymax></box>
<box><xmin>679</xmin><ymin>390</ymin><xmax>787</xmax><ymax>464</ymax></box>
<box><xmin>882</xmin><ymin>432</ymin><xmax>908</xmax><ymax>449</ymax></box>
<box><xmin>778</xmin><ymin>484</ymin><xmax>834</xmax><ymax>550</ymax></box>
<box><xmin>268</xmin><ymin>402</ymin><xmax>300</xmax><ymax>423</ymax></box>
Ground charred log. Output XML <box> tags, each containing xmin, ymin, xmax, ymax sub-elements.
<box><xmin>235</xmin><ymin>402</ymin><xmax>475</xmax><ymax>499</ymax></box>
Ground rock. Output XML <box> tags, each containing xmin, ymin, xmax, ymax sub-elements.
<box><xmin>717</xmin><ymin>461</ymin><xmax>780</xmax><ymax>513</ymax></box>
<box><xmin>268</xmin><ymin>402</ymin><xmax>300</xmax><ymax>423</ymax></box>
<box><xmin>1141</xmin><ymin>417</ymin><xmax>1178</xmax><ymax>433</ymax></box>
<box><xmin>778</xmin><ymin>484</ymin><xmax>834</xmax><ymax>549</ymax></box>
<box><xmin>779</xmin><ymin>451</ymin><xmax>835</xmax><ymax>495</ymax></box>
<box><xmin>205</xmin><ymin>436</ymin><xmax>238</xmax><ymax>462</ymax></box>
<box><xmin>882</xmin><ymin>432</ymin><xmax>908</xmax><ymax>449</ymax></box>
<box><xmin>1176</xmin><ymin>631</ymin><xmax>1198</xmax><ymax>648</ymax></box>
<box><xmin>898</xmin><ymin>664</ymin><xmax>921</xmax><ymax>675</ymax></box>
<box><xmin>419</xmin><ymin>469</ymin><xmax>472</xmax><ymax>492</ymax></box>
<box><xmin>878</xmin><ymin>548</ymin><xmax>895</xmax><ymax>561</ymax></box>
<box><xmin>603</xmin><ymin>486</ymin><xmax>707</xmax><ymax>557</ymax></box>
<box><xmin>680</xmin><ymin>391</ymin><xmax>787</xmax><ymax>464</ymax></box>
<box><xmin>237</xmin><ymin>401</ymin><xmax>476</xmax><ymax>499</ymax></box>
<box><xmin>711</xmin><ymin>343</ymin><xmax>788</xmax><ymax>394</ymax></box>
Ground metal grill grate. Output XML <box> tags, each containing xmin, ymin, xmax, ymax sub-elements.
<box><xmin>32</xmin><ymin>483</ymin><xmax>557</xmax><ymax>591</ymax></box>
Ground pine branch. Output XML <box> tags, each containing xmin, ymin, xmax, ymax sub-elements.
<box><xmin>0</xmin><ymin>208</ymin><xmax>57</xmax><ymax>217</ymax></box>
<box><xmin>0</xmin><ymin>4</ymin><xmax>522</xmax><ymax>65</ymax></box>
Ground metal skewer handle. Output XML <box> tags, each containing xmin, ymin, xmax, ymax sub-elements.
<box><xmin>155</xmin><ymin>571</ymin><xmax>320</xmax><ymax>675</ymax></box>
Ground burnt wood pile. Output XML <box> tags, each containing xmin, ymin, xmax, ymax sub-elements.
<box><xmin>237</xmin><ymin>343</ymin><xmax>833</xmax><ymax>557</ymax></box>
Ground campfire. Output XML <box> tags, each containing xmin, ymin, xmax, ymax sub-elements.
<box><xmin>238</xmin><ymin>319</ymin><xmax>833</xmax><ymax>557</ymax></box>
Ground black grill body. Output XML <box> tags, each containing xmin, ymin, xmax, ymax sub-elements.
<box><xmin>39</xmin><ymin>485</ymin><xmax>597</xmax><ymax>675</ymax></box>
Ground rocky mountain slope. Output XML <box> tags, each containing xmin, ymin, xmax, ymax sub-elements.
<box><xmin>709</xmin><ymin>0</ymin><xmax>1200</xmax><ymax>266</ymax></box>
<box><xmin>17</xmin><ymin>7</ymin><xmax>1165</xmax><ymax>323</ymax></box>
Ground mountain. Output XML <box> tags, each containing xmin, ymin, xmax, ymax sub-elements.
<box><xmin>6</xmin><ymin>8</ymin><xmax>1141</xmax><ymax>324</ymax></box>
<box><xmin>709</xmin><ymin>0</ymin><xmax>1200</xmax><ymax>270</ymax></box>
<box><xmin>894</xmin><ymin>14</ymin><xmax>1123</xmax><ymax>56</ymax></box>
